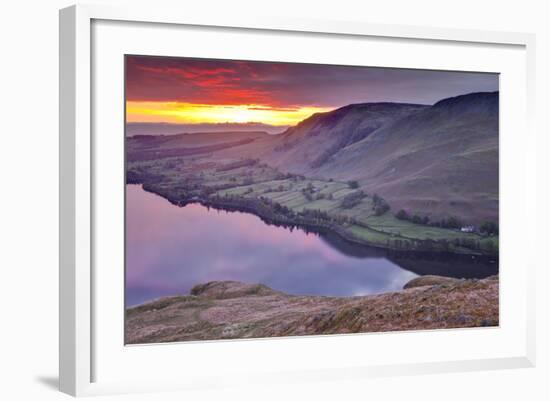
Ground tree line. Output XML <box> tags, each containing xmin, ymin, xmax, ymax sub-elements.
<box><xmin>395</xmin><ymin>208</ymin><xmax>499</xmax><ymax>235</ymax></box>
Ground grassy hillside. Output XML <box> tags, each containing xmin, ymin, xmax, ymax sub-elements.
<box><xmin>263</xmin><ymin>103</ymin><xmax>427</xmax><ymax>172</ymax></box>
<box><xmin>126</xmin><ymin>277</ymin><xmax>499</xmax><ymax>344</ymax></box>
<box><xmin>270</xmin><ymin>92</ymin><xmax>499</xmax><ymax>225</ymax></box>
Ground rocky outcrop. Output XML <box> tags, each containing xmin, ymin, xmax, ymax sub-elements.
<box><xmin>403</xmin><ymin>275</ymin><xmax>462</xmax><ymax>289</ymax></box>
<box><xmin>190</xmin><ymin>281</ymin><xmax>281</xmax><ymax>299</ymax></box>
<box><xmin>126</xmin><ymin>277</ymin><xmax>499</xmax><ymax>344</ymax></box>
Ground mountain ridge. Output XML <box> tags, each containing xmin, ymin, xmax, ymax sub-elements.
<box><xmin>267</xmin><ymin>91</ymin><xmax>499</xmax><ymax>224</ymax></box>
<box><xmin>265</xmin><ymin>102</ymin><xmax>428</xmax><ymax>172</ymax></box>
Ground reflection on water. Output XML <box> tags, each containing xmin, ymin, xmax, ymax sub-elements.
<box><xmin>319</xmin><ymin>230</ymin><xmax>498</xmax><ymax>279</ymax></box>
<box><xmin>125</xmin><ymin>185</ymin><xmax>497</xmax><ymax>307</ymax></box>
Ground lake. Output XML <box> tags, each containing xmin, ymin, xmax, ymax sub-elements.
<box><xmin>126</xmin><ymin>185</ymin><xmax>498</xmax><ymax>307</ymax></box>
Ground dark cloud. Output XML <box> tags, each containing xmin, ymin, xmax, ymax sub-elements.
<box><xmin>126</xmin><ymin>55</ymin><xmax>499</xmax><ymax>107</ymax></box>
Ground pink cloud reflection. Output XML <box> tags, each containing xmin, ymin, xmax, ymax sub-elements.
<box><xmin>125</xmin><ymin>185</ymin><xmax>418</xmax><ymax>306</ymax></box>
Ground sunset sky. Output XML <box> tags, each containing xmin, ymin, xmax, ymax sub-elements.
<box><xmin>126</xmin><ymin>55</ymin><xmax>498</xmax><ymax>127</ymax></box>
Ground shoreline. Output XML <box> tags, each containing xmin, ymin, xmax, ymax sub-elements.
<box><xmin>137</xmin><ymin>182</ymin><xmax>499</xmax><ymax>258</ymax></box>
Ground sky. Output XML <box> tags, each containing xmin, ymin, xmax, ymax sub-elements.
<box><xmin>126</xmin><ymin>55</ymin><xmax>498</xmax><ymax>127</ymax></box>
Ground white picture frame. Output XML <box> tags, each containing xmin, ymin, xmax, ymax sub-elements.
<box><xmin>59</xmin><ymin>4</ymin><xmax>536</xmax><ymax>397</ymax></box>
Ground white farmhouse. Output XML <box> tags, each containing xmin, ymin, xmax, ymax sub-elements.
<box><xmin>460</xmin><ymin>225</ymin><xmax>476</xmax><ymax>233</ymax></box>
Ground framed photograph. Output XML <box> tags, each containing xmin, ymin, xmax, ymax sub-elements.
<box><xmin>59</xmin><ymin>4</ymin><xmax>536</xmax><ymax>396</ymax></box>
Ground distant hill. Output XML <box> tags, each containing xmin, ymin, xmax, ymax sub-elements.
<box><xmin>267</xmin><ymin>92</ymin><xmax>499</xmax><ymax>224</ymax></box>
<box><xmin>126</xmin><ymin>131</ymin><xmax>269</xmax><ymax>161</ymax></box>
<box><xmin>126</xmin><ymin>122</ymin><xmax>287</xmax><ymax>136</ymax></box>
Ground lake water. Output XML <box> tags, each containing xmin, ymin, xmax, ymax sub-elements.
<box><xmin>126</xmin><ymin>185</ymin><xmax>498</xmax><ymax>307</ymax></box>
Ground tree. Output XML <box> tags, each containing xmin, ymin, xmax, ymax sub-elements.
<box><xmin>480</xmin><ymin>221</ymin><xmax>499</xmax><ymax>235</ymax></box>
<box><xmin>483</xmin><ymin>240</ymin><xmax>497</xmax><ymax>253</ymax></box>
<box><xmin>373</xmin><ymin>201</ymin><xmax>390</xmax><ymax>216</ymax></box>
<box><xmin>442</xmin><ymin>216</ymin><xmax>462</xmax><ymax>229</ymax></box>
<box><xmin>371</xmin><ymin>193</ymin><xmax>390</xmax><ymax>215</ymax></box>
<box><xmin>341</xmin><ymin>190</ymin><xmax>366</xmax><ymax>209</ymax></box>
<box><xmin>347</xmin><ymin>180</ymin><xmax>359</xmax><ymax>189</ymax></box>
<box><xmin>395</xmin><ymin>209</ymin><xmax>409</xmax><ymax>220</ymax></box>
<box><xmin>437</xmin><ymin>239</ymin><xmax>450</xmax><ymax>252</ymax></box>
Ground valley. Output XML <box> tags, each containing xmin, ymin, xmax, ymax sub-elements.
<box><xmin>126</xmin><ymin>92</ymin><xmax>500</xmax><ymax>257</ymax></box>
